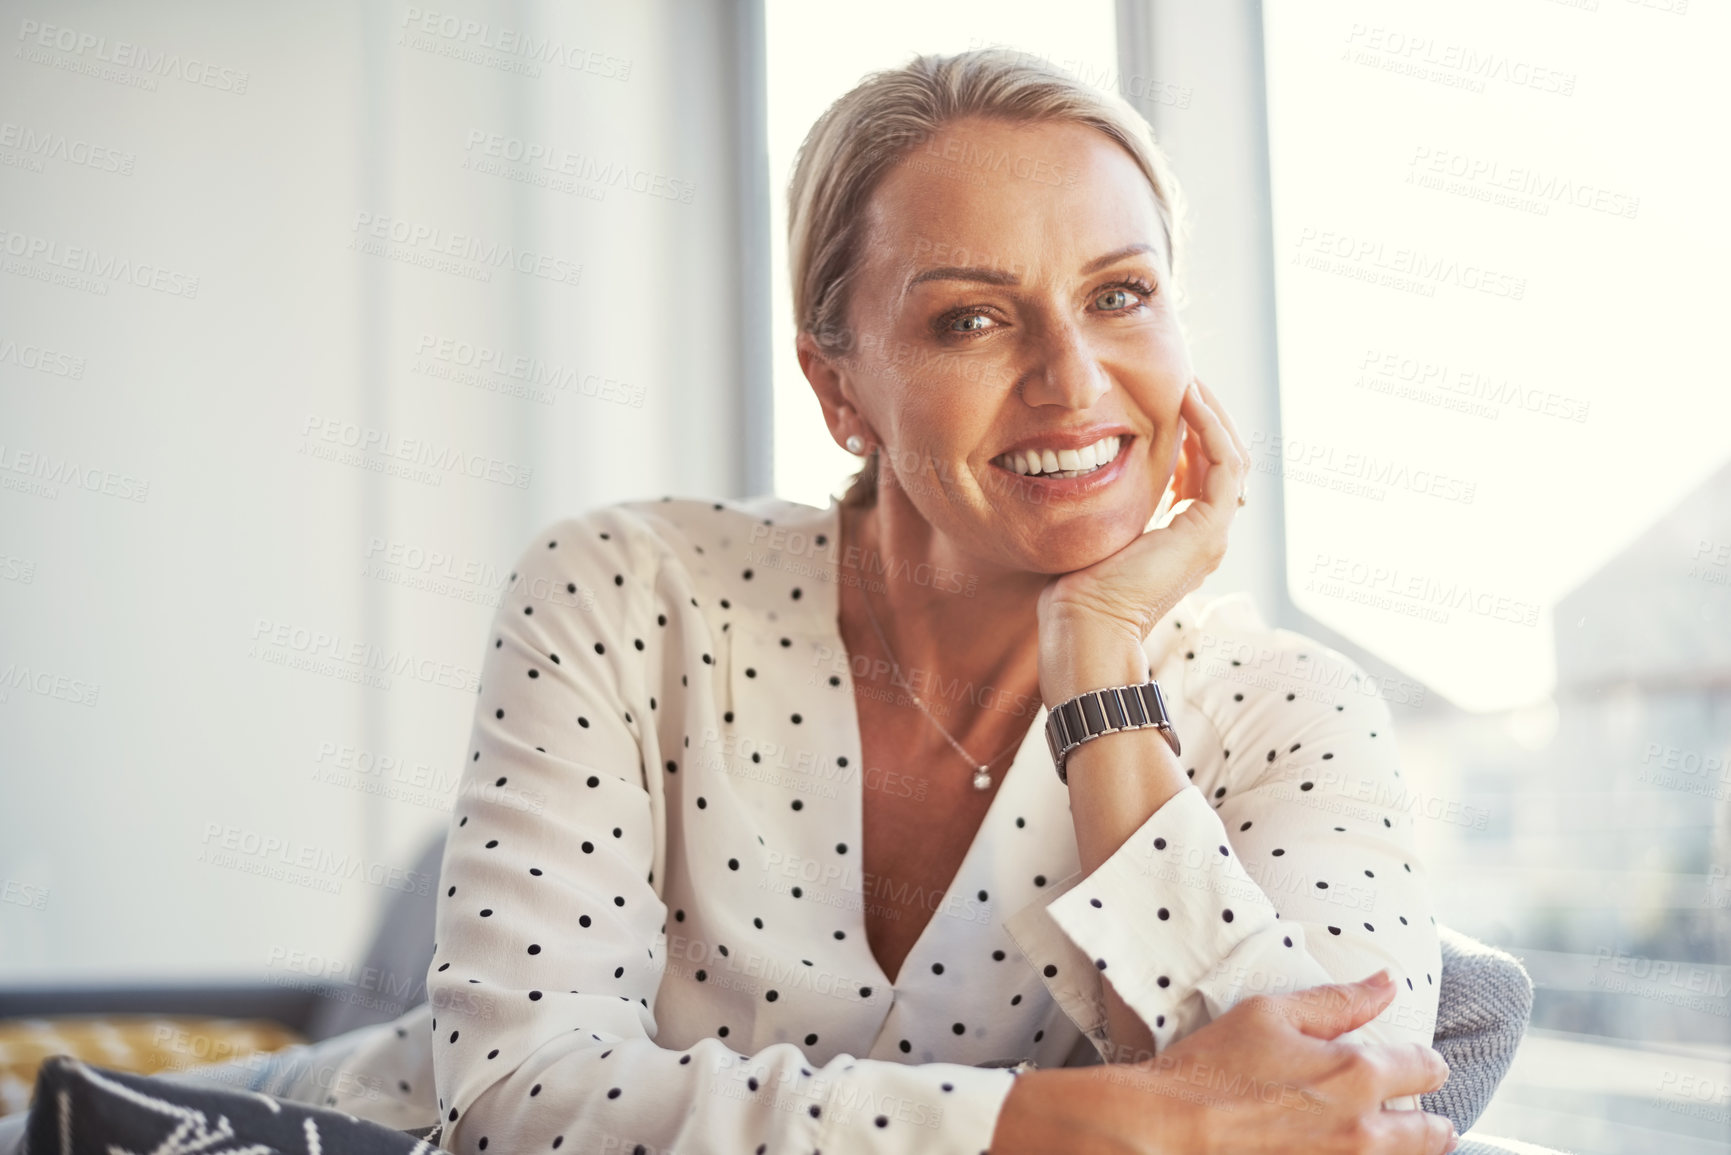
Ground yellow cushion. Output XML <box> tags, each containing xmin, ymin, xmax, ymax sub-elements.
<box><xmin>0</xmin><ymin>1016</ymin><xmax>305</xmax><ymax>1115</ymax></box>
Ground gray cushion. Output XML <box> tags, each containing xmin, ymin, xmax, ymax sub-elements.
<box><xmin>1424</xmin><ymin>925</ymin><xmax>1535</xmax><ymax>1133</ymax></box>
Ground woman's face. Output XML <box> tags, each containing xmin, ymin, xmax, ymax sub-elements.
<box><xmin>828</xmin><ymin>115</ymin><xmax>1193</xmax><ymax>573</ymax></box>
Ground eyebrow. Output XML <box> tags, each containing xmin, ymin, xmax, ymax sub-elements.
<box><xmin>904</xmin><ymin>242</ymin><xmax>1158</xmax><ymax>290</ymax></box>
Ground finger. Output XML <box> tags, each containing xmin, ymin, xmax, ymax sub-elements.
<box><xmin>1176</xmin><ymin>381</ymin><xmax>1247</xmax><ymax>517</ymax></box>
<box><xmin>1190</xmin><ymin>376</ymin><xmax>1249</xmax><ymax>465</ymax></box>
<box><xmin>1375</xmin><ymin>1109</ymin><xmax>1458</xmax><ymax>1155</ymax></box>
<box><xmin>1279</xmin><ymin>972</ymin><xmax>1398</xmax><ymax>1039</ymax></box>
<box><xmin>1377</xmin><ymin>1042</ymin><xmax>1452</xmax><ymax>1100</ymax></box>
<box><xmin>1172</xmin><ymin>415</ymin><xmax>1204</xmax><ymax>505</ymax></box>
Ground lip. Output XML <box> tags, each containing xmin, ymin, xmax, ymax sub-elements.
<box><xmin>987</xmin><ymin>433</ymin><xmax>1136</xmax><ymax>496</ymax></box>
<box><xmin>993</xmin><ymin>425</ymin><xmax>1136</xmax><ymax>457</ymax></box>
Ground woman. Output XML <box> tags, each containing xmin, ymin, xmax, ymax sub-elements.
<box><xmin>425</xmin><ymin>49</ymin><xmax>1457</xmax><ymax>1154</ymax></box>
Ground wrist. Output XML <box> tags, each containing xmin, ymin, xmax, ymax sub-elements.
<box><xmin>989</xmin><ymin>1068</ymin><xmax>1146</xmax><ymax>1155</ymax></box>
<box><xmin>1038</xmin><ymin>611</ymin><xmax>1152</xmax><ymax>706</ymax></box>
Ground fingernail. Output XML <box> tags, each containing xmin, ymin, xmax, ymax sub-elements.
<box><xmin>1366</xmin><ymin>969</ymin><xmax>1392</xmax><ymax>987</ymax></box>
<box><xmin>1447</xmin><ymin>1126</ymin><xmax>1460</xmax><ymax>1153</ymax></box>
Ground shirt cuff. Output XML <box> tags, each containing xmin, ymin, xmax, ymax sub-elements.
<box><xmin>814</xmin><ymin>1060</ymin><xmax>1018</xmax><ymax>1155</ymax></box>
<box><xmin>1002</xmin><ymin>786</ymin><xmax>1299</xmax><ymax>1059</ymax></box>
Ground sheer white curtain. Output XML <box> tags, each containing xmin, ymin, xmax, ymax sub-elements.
<box><xmin>0</xmin><ymin>0</ymin><xmax>763</xmax><ymax>983</ymax></box>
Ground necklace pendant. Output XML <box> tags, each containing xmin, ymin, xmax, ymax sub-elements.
<box><xmin>972</xmin><ymin>766</ymin><xmax>992</xmax><ymax>791</ymax></box>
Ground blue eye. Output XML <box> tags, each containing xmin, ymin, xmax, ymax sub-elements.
<box><xmin>1095</xmin><ymin>288</ymin><xmax>1135</xmax><ymax>311</ymax></box>
<box><xmin>950</xmin><ymin>313</ymin><xmax>992</xmax><ymax>332</ymax></box>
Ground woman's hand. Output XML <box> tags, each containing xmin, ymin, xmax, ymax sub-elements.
<box><xmin>1036</xmin><ymin>376</ymin><xmax>1252</xmax><ymax>706</ymax></box>
<box><xmin>989</xmin><ymin>972</ymin><xmax>1459</xmax><ymax>1155</ymax></box>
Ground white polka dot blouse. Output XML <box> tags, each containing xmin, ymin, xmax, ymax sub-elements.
<box><xmin>425</xmin><ymin>495</ymin><xmax>1442</xmax><ymax>1154</ymax></box>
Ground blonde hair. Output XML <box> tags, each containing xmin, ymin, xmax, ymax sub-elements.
<box><xmin>786</xmin><ymin>47</ymin><xmax>1187</xmax><ymax>507</ymax></box>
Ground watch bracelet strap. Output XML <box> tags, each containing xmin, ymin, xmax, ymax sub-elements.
<box><xmin>1045</xmin><ymin>681</ymin><xmax>1181</xmax><ymax>784</ymax></box>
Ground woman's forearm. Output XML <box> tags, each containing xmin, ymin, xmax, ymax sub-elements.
<box><xmin>1064</xmin><ymin>725</ymin><xmax>1191</xmax><ymax>1063</ymax></box>
<box><xmin>990</xmin><ymin>1066</ymin><xmax>1177</xmax><ymax>1155</ymax></box>
<box><xmin>1041</xmin><ymin>615</ymin><xmax>1192</xmax><ymax>1064</ymax></box>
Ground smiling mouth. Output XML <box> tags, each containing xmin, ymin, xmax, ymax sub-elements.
<box><xmin>990</xmin><ymin>435</ymin><xmax>1125</xmax><ymax>479</ymax></box>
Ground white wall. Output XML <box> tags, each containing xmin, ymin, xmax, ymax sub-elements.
<box><xmin>0</xmin><ymin>0</ymin><xmax>758</xmax><ymax>984</ymax></box>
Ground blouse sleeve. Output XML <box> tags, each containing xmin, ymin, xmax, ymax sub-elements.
<box><xmin>1002</xmin><ymin>594</ymin><xmax>1441</xmax><ymax>1090</ymax></box>
<box><xmin>428</xmin><ymin>507</ymin><xmax>1019</xmax><ymax>1155</ymax></box>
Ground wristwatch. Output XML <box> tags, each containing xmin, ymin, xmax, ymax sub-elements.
<box><xmin>1045</xmin><ymin>681</ymin><xmax>1181</xmax><ymax>784</ymax></box>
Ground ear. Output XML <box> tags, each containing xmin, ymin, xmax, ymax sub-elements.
<box><xmin>796</xmin><ymin>331</ymin><xmax>872</xmax><ymax>450</ymax></box>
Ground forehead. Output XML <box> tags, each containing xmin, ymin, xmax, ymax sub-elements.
<box><xmin>858</xmin><ymin>116</ymin><xmax>1166</xmax><ymax>281</ymax></box>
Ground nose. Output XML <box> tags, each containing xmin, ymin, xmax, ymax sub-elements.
<box><xmin>1015</xmin><ymin>314</ymin><xmax>1112</xmax><ymax>409</ymax></box>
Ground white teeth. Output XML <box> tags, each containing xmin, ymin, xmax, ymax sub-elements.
<box><xmin>994</xmin><ymin>435</ymin><xmax>1125</xmax><ymax>477</ymax></box>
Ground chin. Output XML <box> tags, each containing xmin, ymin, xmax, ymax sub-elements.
<box><xmin>1007</xmin><ymin>503</ymin><xmax>1150</xmax><ymax>575</ymax></box>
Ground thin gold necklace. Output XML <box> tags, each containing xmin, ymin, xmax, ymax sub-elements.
<box><xmin>857</xmin><ymin>583</ymin><xmax>1026</xmax><ymax>791</ymax></box>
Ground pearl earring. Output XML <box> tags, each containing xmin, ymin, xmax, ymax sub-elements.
<box><xmin>846</xmin><ymin>434</ymin><xmax>865</xmax><ymax>455</ymax></box>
